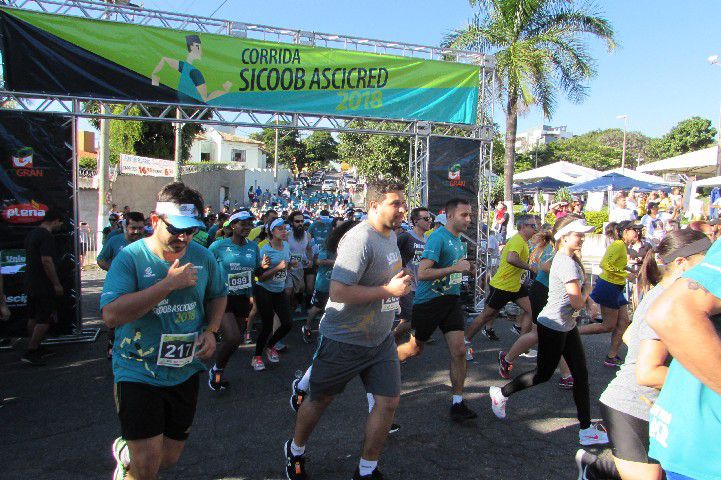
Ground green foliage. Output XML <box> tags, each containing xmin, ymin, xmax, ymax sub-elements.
<box><xmin>646</xmin><ymin>116</ymin><xmax>717</xmax><ymax>159</ymax></box>
<box><xmin>78</xmin><ymin>155</ymin><xmax>97</xmax><ymax>169</ymax></box>
<box><xmin>337</xmin><ymin>121</ymin><xmax>409</xmax><ymax>182</ymax></box>
<box><xmin>555</xmin><ymin>187</ymin><xmax>572</xmax><ymax>203</ymax></box>
<box><xmin>490</xmin><ymin>177</ymin><xmax>505</xmax><ymax>205</ymax></box>
<box><xmin>543</xmin><ymin>208</ymin><xmax>608</xmax><ymax>234</ymax></box>
<box><xmin>108</xmin><ymin>105</ymin><xmax>142</xmax><ymax>165</ymax></box>
<box><xmin>250</xmin><ymin>126</ymin><xmax>307</xmax><ymax>173</ymax></box>
<box><xmin>303</xmin><ymin>131</ymin><xmax>338</xmax><ymax>171</ymax></box>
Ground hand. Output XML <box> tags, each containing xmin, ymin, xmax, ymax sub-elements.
<box><xmin>195</xmin><ymin>330</ymin><xmax>216</xmax><ymax>360</ymax></box>
<box><xmin>386</xmin><ymin>270</ymin><xmax>412</xmax><ymax>297</ymax></box>
<box><xmin>0</xmin><ymin>304</ymin><xmax>10</xmax><ymax>321</ymax></box>
<box><xmin>290</xmin><ymin>259</ymin><xmax>299</xmax><ymax>269</ymax></box>
<box><xmin>261</xmin><ymin>255</ymin><xmax>271</xmax><ymax>269</ymax></box>
<box><xmin>222</xmin><ymin>81</ymin><xmax>232</xmax><ymax>92</ymax></box>
<box><xmin>277</xmin><ymin>260</ymin><xmax>288</xmax><ymax>271</ymax></box>
<box><xmin>165</xmin><ymin>259</ymin><xmax>198</xmax><ymax>290</ymax></box>
<box><xmin>529</xmin><ymin>264</ymin><xmax>539</xmax><ymax>274</ymax></box>
<box><xmin>151</xmin><ymin>74</ymin><xmax>159</xmax><ymax>86</ymax></box>
<box><xmin>54</xmin><ymin>284</ymin><xmax>64</xmax><ymax>297</ymax></box>
<box><xmin>454</xmin><ymin>259</ymin><xmax>471</xmax><ymax>273</ymax></box>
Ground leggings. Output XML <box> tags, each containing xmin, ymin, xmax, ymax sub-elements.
<box><xmin>501</xmin><ymin>323</ymin><xmax>591</xmax><ymax>429</ymax></box>
<box><xmin>254</xmin><ymin>285</ymin><xmax>293</xmax><ymax>357</ymax></box>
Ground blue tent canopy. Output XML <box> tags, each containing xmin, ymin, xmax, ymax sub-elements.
<box><xmin>514</xmin><ymin>177</ymin><xmax>573</xmax><ymax>193</ymax></box>
<box><xmin>568</xmin><ymin>172</ymin><xmax>670</xmax><ymax>193</ymax></box>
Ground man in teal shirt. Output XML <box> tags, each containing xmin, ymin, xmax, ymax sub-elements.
<box><xmin>396</xmin><ymin>198</ymin><xmax>475</xmax><ymax>422</ymax></box>
<box><xmin>101</xmin><ymin>183</ymin><xmax>227</xmax><ymax>480</ymax></box>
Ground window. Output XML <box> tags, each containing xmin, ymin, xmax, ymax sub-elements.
<box><xmin>231</xmin><ymin>149</ymin><xmax>246</xmax><ymax>164</ymax></box>
<box><xmin>200</xmin><ymin>152</ymin><xmax>210</xmax><ymax>162</ymax></box>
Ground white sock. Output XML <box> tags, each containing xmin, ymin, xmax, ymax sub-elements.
<box><xmin>359</xmin><ymin>458</ymin><xmax>378</xmax><ymax>476</ymax></box>
<box><xmin>367</xmin><ymin>392</ymin><xmax>375</xmax><ymax>413</ymax></box>
<box><xmin>290</xmin><ymin>440</ymin><xmax>305</xmax><ymax>456</ymax></box>
<box><xmin>452</xmin><ymin>395</ymin><xmax>463</xmax><ymax>405</ymax></box>
<box><xmin>298</xmin><ymin>366</ymin><xmax>312</xmax><ymax>391</ymax></box>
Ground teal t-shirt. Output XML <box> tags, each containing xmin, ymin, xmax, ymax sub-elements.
<box><xmin>648</xmin><ymin>242</ymin><xmax>721</xmax><ymax>479</ymax></box>
<box><xmin>309</xmin><ymin>220</ymin><xmax>333</xmax><ymax>248</ymax></box>
<box><xmin>314</xmin><ymin>248</ymin><xmax>335</xmax><ymax>293</ymax></box>
<box><xmin>97</xmin><ymin>234</ymin><xmax>128</xmax><ymax>264</ymax></box>
<box><xmin>533</xmin><ymin>244</ymin><xmax>554</xmax><ymax>288</ymax></box>
<box><xmin>257</xmin><ymin>242</ymin><xmax>291</xmax><ymax>293</ymax></box>
<box><xmin>100</xmin><ymin>239</ymin><xmax>227</xmax><ymax>387</ymax></box>
<box><xmin>208</xmin><ymin>237</ymin><xmax>260</xmax><ymax>297</ymax></box>
<box><xmin>414</xmin><ymin>226</ymin><xmax>466</xmax><ymax>304</ymax></box>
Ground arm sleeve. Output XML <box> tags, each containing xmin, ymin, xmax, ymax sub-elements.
<box><xmin>420</xmin><ymin>233</ymin><xmax>442</xmax><ymax>264</ymax></box>
<box><xmin>557</xmin><ymin>256</ymin><xmax>582</xmax><ymax>284</ymax></box>
<box><xmin>96</xmin><ymin>240</ymin><xmax>113</xmax><ymax>262</ymax></box>
<box><xmin>330</xmin><ymin>232</ymin><xmax>369</xmax><ymax>286</ymax></box>
<box><xmin>189</xmin><ymin>68</ymin><xmax>205</xmax><ymax>87</ymax></box>
<box><xmin>205</xmin><ymin>250</ymin><xmax>228</xmax><ymax>299</ymax></box>
<box><xmin>177</xmin><ymin>60</ymin><xmax>185</xmax><ymax>73</ymax></box>
<box><xmin>98</xmin><ymin>250</ymin><xmax>137</xmax><ymax>311</ymax></box>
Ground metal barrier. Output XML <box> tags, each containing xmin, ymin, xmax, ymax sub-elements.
<box><xmin>78</xmin><ymin>226</ymin><xmax>98</xmax><ymax>268</ymax></box>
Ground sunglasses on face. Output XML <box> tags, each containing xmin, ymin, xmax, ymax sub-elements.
<box><xmin>524</xmin><ymin>223</ymin><xmax>539</xmax><ymax>230</ymax></box>
<box><xmin>419</xmin><ymin>216</ymin><xmax>432</xmax><ymax>221</ymax></box>
<box><xmin>160</xmin><ymin>217</ymin><xmax>198</xmax><ymax>236</ymax></box>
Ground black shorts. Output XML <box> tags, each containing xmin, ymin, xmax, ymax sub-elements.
<box><xmin>26</xmin><ymin>294</ymin><xmax>57</xmax><ymax>324</ymax></box>
<box><xmin>485</xmin><ymin>285</ymin><xmax>528</xmax><ymax>311</ymax></box>
<box><xmin>225</xmin><ymin>295</ymin><xmax>252</xmax><ymax>318</ymax></box>
<box><xmin>114</xmin><ymin>373</ymin><xmax>200</xmax><ymax>441</ymax></box>
<box><xmin>304</xmin><ymin>266</ymin><xmax>317</xmax><ymax>276</ymax></box>
<box><xmin>600</xmin><ymin>403</ymin><xmax>658</xmax><ymax>464</ymax></box>
<box><xmin>398</xmin><ymin>292</ymin><xmax>414</xmax><ymax>321</ymax></box>
<box><xmin>528</xmin><ymin>281</ymin><xmax>549</xmax><ymax>323</ymax></box>
<box><xmin>310</xmin><ymin>290</ymin><xmax>329</xmax><ymax>309</ymax></box>
<box><xmin>411</xmin><ymin>295</ymin><xmax>464</xmax><ymax>342</ymax></box>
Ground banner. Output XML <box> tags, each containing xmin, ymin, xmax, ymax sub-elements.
<box><xmin>0</xmin><ymin>8</ymin><xmax>479</xmax><ymax>124</ymax></box>
<box><xmin>120</xmin><ymin>154</ymin><xmax>175</xmax><ymax>177</ymax></box>
<box><xmin>0</xmin><ymin>111</ymin><xmax>77</xmax><ymax>336</ymax></box>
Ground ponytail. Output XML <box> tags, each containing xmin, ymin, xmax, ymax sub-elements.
<box><xmin>636</xmin><ymin>248</ymin><xmax>662</xmax><ymax>298</ymax></box>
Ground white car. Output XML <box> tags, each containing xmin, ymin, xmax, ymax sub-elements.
<box><xmin>322</xmin><ymin>179</ymin><xmax>337</xmax><ymax>192</ymax></box>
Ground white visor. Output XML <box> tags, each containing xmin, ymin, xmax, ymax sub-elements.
<box><xmin>155</xmin><ymin>202</ymin><xmax>204</xmax><ymax>229</ymax></box>
<box><xmin>553</xmin><ymin>219</ymin><xmax>595</xmax><ymax>240</ymax></box>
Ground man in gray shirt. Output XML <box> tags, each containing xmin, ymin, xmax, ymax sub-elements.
<box><xmin>285</xmin><ymin>180</ymin><xmax>411</xmax><ymax>480</ymax></box>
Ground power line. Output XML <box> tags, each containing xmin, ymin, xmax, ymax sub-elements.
<box><xmin>208</xmin><ymin>0</ymin><xmax>228</xmax><ymax>18</ymax></box>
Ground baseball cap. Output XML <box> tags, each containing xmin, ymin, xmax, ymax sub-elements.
<box><xmin>618</xmin><ymin>220</ymin><xmax>644</xmax><ymax>232</ymax></box>
<box><xmin>155</xmin><ymin>201</ymin><xmax>205</xmax><ymax>229</ymax></box>
<box><xmin>434</xmin><ymin>214</ymin><xmax>447</xmax><ymax>226</ymax></box>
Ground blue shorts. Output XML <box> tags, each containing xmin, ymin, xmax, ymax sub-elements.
<box><xmin>590</xmin><ymin>278</ymin><xmax>628</xmax><ymax>309</ymax></box>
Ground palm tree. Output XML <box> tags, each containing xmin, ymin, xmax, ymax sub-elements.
<box><xmin>444</xmin><ymin>0</ymin><xmax>616</xmax><ymax>219</ymax></box>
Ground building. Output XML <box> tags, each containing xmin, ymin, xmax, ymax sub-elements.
<box><xmin>188</xmin><ymin>126</ymin><xmax>267</xmax><ymax>168</ymax></box>
<box><xmin>515</xmin><ymin>125</ymin><xmax>573</xmax><ymax>153</ymax></box>
<box><xmin>77</xmin><ymin>130</ymin><xmax>98</xmax><ymax>160</ymax></box>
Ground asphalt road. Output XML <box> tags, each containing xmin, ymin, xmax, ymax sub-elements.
<box><xmin>0</xmin><ymin>269</ymin><xmax>620</xmax><ymax>479</ymax></box>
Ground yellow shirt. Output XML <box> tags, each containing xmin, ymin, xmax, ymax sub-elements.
<box><xmin>599</xmin><ymin>240</ymin><xmax>628</xmax><ymax>285</ymax></box>
<box><xmin>490</xmin><ymin>233</ymin><xmax>529</xmax><ymax>293</ymax></box>
<box><xmin>258</xmin><ymin>238</ymin><xmax>269</xmax><ymax>249</ymax></box>
<box><xmin>248</xmin><ymin>226</ymin><xmax>263</xmax><ymax>241</ymax></box>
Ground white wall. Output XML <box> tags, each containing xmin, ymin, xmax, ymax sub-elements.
<box><xmin>243</xmin><ymin>168</ymin><xmax>292</xmax><ymax>203</ymax></box>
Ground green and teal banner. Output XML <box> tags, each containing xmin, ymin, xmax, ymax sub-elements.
<box><xmin>0</xmin><ymin>8</ymin><xmax>479</xmax><ymax>124</ymax></box>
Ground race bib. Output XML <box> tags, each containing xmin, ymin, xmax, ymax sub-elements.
<box><xmin>157</xmin><ymin>332</ymin><xmax>197</xmax><ymax>368</ymax></box>
<box><xmin>381</xmin><ymin>296</ymin><xmax>400</xmax><ymax>312</ymax></box>
<box><xmin>449</xmin><ymin>272</ymin><xmax>463</xmax><ymax>285</ymax></box>
<box><xmin>291</xmin><ymin>254</ymin><xmax>303</xmax><ymax>265</ymax></box>
<box><xmin>228</xmin><ymin>271</ymin><xmax>252</xmax><ymax>292</ymax></box>
<box><xmin>412</xmin><ymin>249</ymin><xmax>423</xmax><ymax>265</ymax></box>
<box><xmin>273</xmin><ymin>269</ymin><xmax>287</xmax><ymax>282</ymax></box>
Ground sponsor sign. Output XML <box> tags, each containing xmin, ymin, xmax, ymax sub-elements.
<box><xmin>119</xmin><ymin>154</ymin><xmax>175</xmax><ymax>177</ymax></box>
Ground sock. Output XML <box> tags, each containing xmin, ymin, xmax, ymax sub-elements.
<box><xmin>119</xmin><ymin>442</ymin><xmax>130</xmax><ymax>467</ymax></box>
<box><xmin>298</xmin><ymin>366</ymin><xmax>312</xmax><ymax>391</ymax></box>
<box><xmin>452</xmin><ymin>395</ymin><xmax>463</xmax><ymax>405</ymax></box>
<box><xmin>358</xmin><ymin>458</ymin><xmax>378</xmax><ymax>476</ymax></box>
<box><xmin>367</xmin><ymin>392</ymin><xmax>376</xmax><ymax>413</ymax></box>
<box><xmin>290</xmin><ymin>440</ymin><xmax>305</xmax><ymax>456</ymax></box>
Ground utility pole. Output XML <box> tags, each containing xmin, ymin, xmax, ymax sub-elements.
<box><xmin>617</xmin><ymin>114</ymin><xmax>628</xmax><ymax>171</ymax></box>
<box><xmin>174</xmin><ymin>108</ymin><xmax>182</xmax><ymax>181</ymax></box>
<box><xmin>96</xmin><ymin>104</ymin><xmax>110</xmax><ymax>248</ymax></box>
<box><xmin>706</xmin><ymin>55</ymin><xmax>721</xmax><ymax>176</ymax></box>
<box><xmin>273</xmin><ymin>115</ymin><xmax>279</xmax><ymax>182</ymax></box>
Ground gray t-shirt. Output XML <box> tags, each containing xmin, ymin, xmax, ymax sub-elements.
<box><xmin>319</xmin><ymin>222</ymin><xmax>402</xmax><ymax>347</ymax></box>
<box><xmin>536</xmin><ymin>252</ymin><xmax>584</xmax><ymax>332</ymax></box>
<box><xmin>599</xmin><ymin>284</ymin><xmax>664</xmax><ymax>421</ymax></box>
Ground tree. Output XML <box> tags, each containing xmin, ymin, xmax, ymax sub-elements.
<box><xmin>444</xmin><ymin>0</ymin><xmax>616</xmax><ymax>220</ymax></box>
<box><xmin>648</xmin><ymin>116</ymin><xmax>717</xmax><ymax>159</ymax></box>
<box><xmin>337</xmin><ymin>121</ymin><xmax>410</xmax><ymax>182</ymax></box>
<box><xmin>250</xmin><ymin>126</ymin><xmax>307</xmax><ymax>173</ymax></box>
<box><xmin>303</xmin><ymin>131</ymin><xmax>338</xmax><ymax>171</ymax></box>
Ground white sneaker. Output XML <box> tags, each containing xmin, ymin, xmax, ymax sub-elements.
<box><xmin>579</xmin><ymin>423</ymin><xmax>609</xmax><ymax>446</ymax></box>
<box><xmin>251</xmin><ymin>356</ymin><xmax>266</xmax><ymax>371</ymax></box>
<box><xmin>266</xmin><ymin>347</ymin><xmax>280</xmax><ymax>363</ymax></box>
<box><xmin>489</xmin><ymin>386</ymin><xmax>507</xmax><ymax>419</ymax></box>
<box><xmin>464</xmin><ymin>339</ymin><xmax>474</xmax><ymax>361</ymax></box>
<box><xmin>520</xmin><ymin>349</ymin><xmax>537</xmax><ymax>358</ymax></box>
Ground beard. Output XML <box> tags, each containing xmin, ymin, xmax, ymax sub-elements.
<box><xmin>293</xmin><ymin>226</ymin><xmax>305</xmax><ymax>240</ymax></box>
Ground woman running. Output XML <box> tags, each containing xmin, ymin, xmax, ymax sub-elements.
<box><xmin>207</xmin><ymin>210</ymin><xmax>268</xmax><ymax>389</ymax></box>
<box><xmin>579</xmin><ymin>220</ymin><xmax>643</xmax><ymax>367</ymax></box>
<box><xmin>577</xmin><ymin>229</ymin><xmax>711</xmax><ymax>480</ymax></box>
<box><xmin>489</xmin><ymin>215</ymin><xmax>608</xmax><ymax>446</ymax></box>
<box><xmin>252</xmin><ymin>218</ymin><xmax>296</xmax><ymax>371</ymax></box>
<box><xmin>498</xmin><ymin>225</ymin><xmax>572</xmax><ymax>388</ymax></box>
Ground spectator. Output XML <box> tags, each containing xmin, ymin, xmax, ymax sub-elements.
<box><xmin>609</xmin><ymin>193</ymin><xmax>635</xmax><ymax>222</ymax></box>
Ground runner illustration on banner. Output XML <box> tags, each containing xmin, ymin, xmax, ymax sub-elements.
<box><xmin>151</xmin><ymin>34</ymin><xmax>233</xmax><ymax>103</ymax></box>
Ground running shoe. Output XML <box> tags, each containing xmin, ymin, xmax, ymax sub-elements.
<box><xmin>267</xmin><ymin>347</ymin><xmax>281</xmax><ymax>363</ymax></box>
<box><xmin>482</xmin><ymin>327</ymin><xmax>500</xmax><ymax>341</ymax></box>
<box><xmin>20</xmin><ymin>349</ymin><xmax>46</xmax><ymax>366</ymax></box>
<box><xmin>558</xmin><ymin>375</ymin><xmax>575</xmax><ymax>390</ymax></box>
<box><xmin>251</xmin><ymin>356</ymin><xmax>266</xmax><ymax>371</ymax></box>
<box><xmin>498</xmin><ymin>351</ymin><xmax>512</xmax><ymax>380</ymax></box>
<box><xmin>243</xmin><ymin>332</ymin><xmax>254</xmax><ymax>345</ymax></box>
<box><xmin>603</xmin><ymin>355</ymin><xmax>623</xmax><ymax>368</ymax></box>
<box><xmin>352</xmin><ymin>467</ymin><xmax>385</xmax><ymax>479</ymax></box>
<box><xmin>489</xmin><ymin>386</ymin><xmax>507</xmax><ymax>419</ymax></box>
<box><xmin>510</xmin><ymin>324</ymin><xmax>522</xmax><ymax>336</ymax></box>
<box><xmin>388</xmin><ymin>423</ymin><xmax>401</xmax><ymax>434</ymax></box>
<box><xmin>450</xmin><ymin>400</ymin><xmax>478</xmax><ymax>421</ymax></box>
<box><xmin>301</xmin><ymin>325</ymin><xmax>313</xmax><ymax>344</ymax></box>
<box><xmin>579</xmin><ymin>423</ymin><xmax>609</xmax><ymax>446</ymax></box>
<box><xmin>464</xmin><ymin>339</ymin><xmax>474</xmax><ymax>361</ymax></box>
<box><xmin>284</xmin><ymin>439</ymin><xmax>308</xmax><ymax>480</ymax></box>
<box><xmin>575</xmin><ymin>449</ymin><xmax>597</xmax><ymax>480</ymax></box>
<box><xmin>290</xmin><ymin>378</ymin><xmax>306</xmax><ymax>413</ymax></box>
<box><xmin>519</xmin><ymin>349</ymin><xmax>537</xmax><ymax>358</ymax></box>
<box><xmin>275</xmin><ymin>341</ymin><xmax>288</xmax><ymax>352</ymax></box>
<box><xmin>208</xmin><ymin>366</ymin><xmax>229</xmax><ymax>391</ymax></box>
<box><xmin>112</xmin><ymin>437</ymin><xmax>129</xmax><ymax>480</ymax></box>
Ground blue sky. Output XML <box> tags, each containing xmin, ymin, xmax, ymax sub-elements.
<box><xmin>134</xmin><ymin>0</ymin><xmax>721</xmax><ymax>138</ymax></box>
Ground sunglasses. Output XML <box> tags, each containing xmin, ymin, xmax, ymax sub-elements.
<box><xmin>160</xmin><ymin>216</ymin><xmax>198</xmax><ymax>236</ymax></box>
<box><xmin>524</xmin><ymin>223</ymin><xmax>539</xmax><ymax>230</ymax></box>
<box><xmin>419</xmin><ymin>216</ymin><xmax>432</xmax><ymax>221</ymax></box>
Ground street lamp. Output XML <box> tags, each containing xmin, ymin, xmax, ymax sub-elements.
<box><xmin>707</xmin><ymin>54</ymin><xmax>721</xmax><ymax>177</ymax></box>
<box><xmin>616</xmin><ymin>114</ymin><xmax>628</xmax><ymax>170</ymax></box>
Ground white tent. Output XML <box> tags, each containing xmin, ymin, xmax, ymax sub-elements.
<box><xmin>637</xmin><ymin>146</ymin><xmax>719</xmax><ymax>177</ymax></box>
<box><xmin>514</xmin><ymin>161</ymin><xmax>602</xmax><ymax>184</ymax></box>
<box><xmin>606</xmin><ymin>167</ymin><xmax>681</xmax><ymax>186</ymax></box>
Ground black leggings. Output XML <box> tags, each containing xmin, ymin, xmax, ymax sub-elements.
<box><xmin>254</xmin><ymin>285</ymin><xmax>293</xmax><ymax>357</ymax></box>
<box><xmin>501</xmin><ymin>323</ymin><xmax>591</xmax><ymax>429</ymax></box>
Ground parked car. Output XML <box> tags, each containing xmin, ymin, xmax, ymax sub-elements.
<box><xmin>322</xmin><ymin>179</ymin><xmax>338</xmax><ymax>192</ymax></box>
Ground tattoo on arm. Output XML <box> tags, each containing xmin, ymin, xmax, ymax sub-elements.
<box><xmin>686</xmin><ymin>279</ymin><xmax>710</xmax><ymax>294</ymax></box>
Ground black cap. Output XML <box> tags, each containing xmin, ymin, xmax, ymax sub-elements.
<box><xmin>618</xmin><ymin>220</ymin><xmax>644</xmax><ymax>231</ymax></box>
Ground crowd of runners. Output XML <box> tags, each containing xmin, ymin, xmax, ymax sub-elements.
<box><xmin>26</xmin><ymin>173</ymin><xmax>718</xmax><ymax>480</ymax></box>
